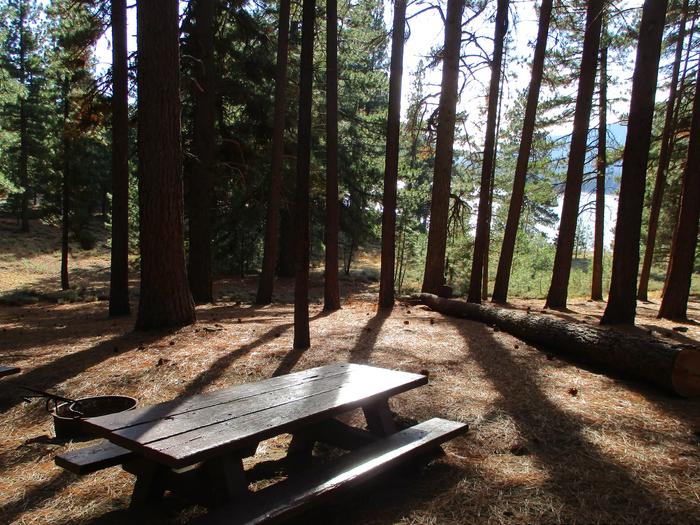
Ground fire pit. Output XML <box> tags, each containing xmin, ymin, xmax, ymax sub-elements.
<box><xmin>51</xmin><ymin>395</ymin><xmax>137</xmax><ymax>439</ymax></box>
<box><xmin>21</xmin><ymin>388</ymin><xmax>137</xmax><ymax>440</ymax></box>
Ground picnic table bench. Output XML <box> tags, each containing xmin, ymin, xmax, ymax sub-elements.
<box><xmin>55</xmin><ymin>362</ymin><xmax>467</xmax><ymax>523</ymax></box>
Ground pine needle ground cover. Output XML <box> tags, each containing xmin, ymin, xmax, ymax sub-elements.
<box><xmin>1</xmin><ymin>286</ymin><xmax>699</xmax><ymax>524</ymax></box>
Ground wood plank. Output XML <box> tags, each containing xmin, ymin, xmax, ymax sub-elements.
<box><xmin>363</xmin><ymin>399</ymin><xmax>397</xmax><ymax>437</ymax></box>
<box><xmin>128</xmin><ymin>459</ymin><xmax>167</xmax><ymax>508</ymax></box>
<box><xmin>54</xmin><ymin>441</ymin><xmax>133</xmax><ymax>475</ymax></box>
<box><xmin>85</xmin><ymin>362</ymin><xmax>353</xmax><ymax>432</ymax></box>
<box><xmin>204</xmin><ymin>454</ymin><xmax>249</xmax><ymax>506</ymax></box>
<box><xmin>0</xmin><ymin>365</ymin><xmax>20</xmax><ymax>377</ymax></box>
<box><xmin>152</xmin><ymin>373</ymin><xmax>427</xmax><ymax>467</ymax></box>
<box><xmin>93</xmin><ymin>369</ymin><xmax>427</xmax><ymax>468</ymax></box>
<box><xmin>197</xmin><ymin>418</ymin><xmax>468</xmax><ymax>525</ymax></box>
<box><xmin>105</xmin><ymin>366</ymin><xmax>419</xmax><ymax>445</ymax></box>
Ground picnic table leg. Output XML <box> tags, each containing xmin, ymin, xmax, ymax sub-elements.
<box><xmin>127</xmin><ymin>459</ymin><xmax>167</xmax><ymax>508</ymax></box>
<box><xmin>363</xmin><ymin>399</ymin><xmax>396</xmax><ymax>437</ymax></box>
<box><xmin>203</xmin><ymin>453</ymin><xmax>249</xmax><ymax>506</ymax></box>
<box><xmin>286</xmin><ymin>428</ymin><xmax>318</xmax><ymax>469</ymax></box>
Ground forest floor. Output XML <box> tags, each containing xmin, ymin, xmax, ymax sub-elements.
<box><xmin>2</xmin><ymin>218</ymin><xmax>700</xmax><ymax>524</ymax></box>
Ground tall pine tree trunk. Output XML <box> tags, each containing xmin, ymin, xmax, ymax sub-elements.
<box><xmin>256</xmin><ymin>0</ymin><xmax>291</xmax><ymax>305</ymax></box>
<box><xmin>18</xmin><ymin>2</ymin><xmax>29</xmax><ymax>233</ymax></box>
<box><xmin>591</xmin><ymin>19</ymin><xmax>608</xmax><ymax>302</ymax></box>
<box><xmin>109</xmin><ymin>0</ymin><xmax>130</xmax><ymax>316</ymax></box>
<box><xmin>545</xmin><ymin>0</ymin><xmax>603</xmax><ymax>309</ymax></box>
<box><xmin>187</xmin><ymin>0</ymin><xmax>216</xmax><ymax>304</ymax></box>
<box><xmin>637</xmin><ymin>0</ymin><xmax>689</xmax><ymax>302</ymax></box>
<box><xmin>324</xmin><ymin>0</ymin><xmax>341</xmax><ymax>311</ymax></box>
<box><xmin>658</xmin><ymin>61</ymin><xmax>700</xmax><ymax>321</ymax></box>
<box><xmin>293</xmin><ymin>0</ymin><xmax>315</xmax><ymax>349</ymax></box>
<box><xmin>602</xmin><ymin>0</ymin><xmax>669</xmax><ymax>325</ymax></box>
<box><xmin>60</xmin><ymin>78</ymin><xmax>70</xmax><ymax>291</ymax></box>
<box><xmin>468</xmin><ymin>0</ymin><xmax>509</xmax><ymax>303</ymax></box>
<box><xmin>482</xmin><ymin>70</ymin><xmax>505</xmax><ymax>301</ymax></box>
<box><xmin>379</xmin><ymin>0</ymin><xmax>407</xmax><ymax>309</ymax></box>
<box><xmin>422</xmin><ymin>0</ymin><xmax>463</xmax><ymax>295</ymax></box>
<box><xmin>661</xmin><ymin>15</ymin><xmax>698</xmax><ymax>300</ymax></box>
<box><xmin>492</xmin><ymin>0</ymin><xmax>553</xmax><ymax>304</ymax></box>
<box><xmin>135</xmin><ymin>0</ymin><xmax>195</xmax><ymax>330</ymax></box>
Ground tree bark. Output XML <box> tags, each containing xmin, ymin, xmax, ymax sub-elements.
<box><xmin>293</xmin><ymin>0</ymin><xmax>315</xmax><ymax>349</ymax></box>
<box><xmin>187</xmin><ymin>0</ymin><xmax>217</xmax><ymax>305</ymax></box>
<box><xmin>482</xmin><ymin>76</ymin><xmax>505</xmax><ymax>302</ymax></box>
<box><xmin>257</xmin><ymin>0</ymin><xmax>291</xmax><ymax>305</ymax></box>
<box><xmin>61</xmin><ymin>78</ymin><xmax>70</xmax><ymax>291</ymax></box>
<box><xmin>109</xmin><ymin>0</ymin><xmax>130</xmax><ymax>316</ymax></box>
<box><xmin>660</xmin><ymin>14</ymin><xmax>698</xmax><ymax>301</ymax></box>
<box><xmin>18</xmin><ymin>2</ymin><xmax>29</xmax><ymax>233</ymax></box>
<box><xmin>545</xmin><ymin>0</ymin><xmax>603</xmax><ymax>309</ymax></box>
<box><xmin>324</xmin><ymin>0</ymin><xmax>341</xmax><ymax>311</ymax></box>
<box><xmin>468</xmin><ymin>0</ymin><xmax>509</xmax><ymax>304</ymax></box>
<box><xmin>591</xmin><ymin>18</ymin><xmax>608</xmax><ymax>302</ymax></box>
<box><xmin>482</xmin><ymin>44</ymin><xmax>507</xmax><ymax>302</ymax></box>
<box><xmin>602</xmin><ymin>0</ymin><xmax>669</xmax><ymax>325</ymax></box>
<box><xmin>379</xmin><ymin>0</ymin><xmax>407</xmax><ymax>309</ymax></box>
<box><xmin>135</xmin><ymin>0</ymin><xmax>196</xmax><ymax>330</ymax></box>
<box><xmin>492</xmin><ymin>0</ymin><xmax>553</xmax><ymax>304</ymax></box>
<box><xmin>422</xmin><ymin>0</ymin><xmax>463</xmax><ymax>295</ymax></box>
<box><xmin>414</xmin><ymin>293</ymin><xmax>700</xmax><ymax>397</ymax></box>
<box><xmin>658</xmin><ymin>61</ymin><xmax>700</xmax><ymax>321</ymax></box>
<box><xmin>637</xmin><ymin>0</ymin><xmax>689</xmax><ymax>302</ymax></box>
<box><xmin>481</xmin><ymin>167</ymin><xmax>494</xmax><ymax>301</ymax></box>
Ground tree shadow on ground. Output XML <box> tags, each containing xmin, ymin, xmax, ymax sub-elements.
<box><xmin>0</xmin><ymin>301</ymin><xmax>129</xmax><ymax>354</ymax></box>
<box><xmin>271</xmin><ymin>310</ymin><xmax>335</xmax><ymax>377</ymax></box>
<box><xmin>180</xmin><ymin>321</ymin><xmax>294</xmax><ymax>397</ymax></box>
<box><xmin>447</xmin><ymin>317</ymin><xmax>692</xmax><ymax>523</ymax></box>
<box><xmin>182</xmin><ymin>308</ymin><xmax>333</xmax><ymax>395</ymax></box>
<box><xmin>0</xmin><ymin>327</ymin><xmax>178</xmax><ymax>413</ymax></box>
<box><xmin>0</xmin><ymin>470</ymin><xmax>76</xmax><ymax>524</ymax></box>
<box><xmin>348</xmin><ymin>307</ymin><xmax>391</xmax><ymax>364</ymax></box>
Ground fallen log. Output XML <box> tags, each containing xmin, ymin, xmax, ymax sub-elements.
<box><xmin>411</xmin><ymin>293</ymin><xmax>700</xmax><ymax>397</ymax></box>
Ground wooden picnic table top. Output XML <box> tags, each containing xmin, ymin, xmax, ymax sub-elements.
<box><xmin>82</xmin><ymin>362</ymin><xmax>427</xmax><ymax>469</ymax></box>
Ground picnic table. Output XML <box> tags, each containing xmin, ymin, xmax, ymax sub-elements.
<box><xmin>56</xmin><ymin>362</ymin><xmax>467</xmax><ymax>523</ymax></box>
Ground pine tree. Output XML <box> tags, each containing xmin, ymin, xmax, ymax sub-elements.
<box><xmin>45</xmin><ymin>0</ymin><xmax>105</xmax><ymax>292</ymax></box>
<box><xmin>293</xmin><ymin>0</ymin><xmax>316</xmax><ymax>349</ymax></box>
<box><xmin>0</xmin><ymin>0</ymin><xmax>45</xmax><ymax>232</ymax></box>
<box><xmin>379</xmin><ymin>0</ymin><xmax>406</xmax><ymax>309</ymax></box>
<box><xmin>422</xmin><ymin>0</ymin><xmax>463</xmax><ymax>295</ymax></box>
<box><xmin>135</xmin><ymin>0</ymin><xmax>196</xmax><ymax>330</ymax></box>
<box><xmin>468</xmin><ymin>0</ymin><xmax>509</xmax><ymax>304</ymax></box>
<box><xmin>602</xmin><ymin>0</ymin><xmax>669</xmax><ymax>325</ymax></box>
<box><xmin>658</xmin><ymin>58</ymin><xmax>700</xmax><ymax>321</ymax></box>
<box><xmin>591</xmin><ymin>15</ymin><xmax>608</xmax><ymax>302</ymax></box>
<box><xmin>492</xmin><ymin>0</ymin><xmax>553</xmax><ymax>304</ymax></box>
<box><xmin>108</xmin><ymin>0</ymin><xmax>130</xmax><ymax>316</ymax></box>
<box><xmin>545</xmin><ymin>0</ymin><xmax>604</xmax><ymax>309</ymax></box>
<box><xmin>324</xmin><ymin>0</ymin><xmax>341</xmax><ymax>311</ymax></box>
<box><xmin>187</xmin><ymin>0</ymin><xmax>217</xmax><ymax>304</ymax></box>
<box><xmin>637</xmin><ymin>0</ymin><xmax>690</xmax><ymax>301</ymax></box>
<box><xmin>256</xmin><ymin>0</ymin><xmax>291</xmax><ymax>305</ymax></box>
